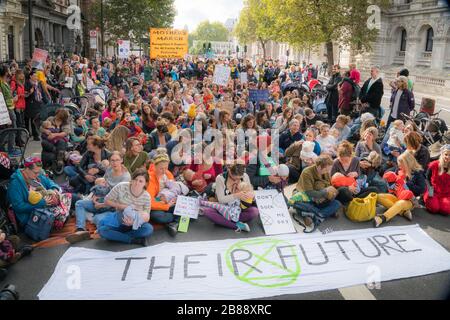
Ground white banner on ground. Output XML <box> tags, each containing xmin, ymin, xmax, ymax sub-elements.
<box><xmin>255</xmin><ymin>190</ymin><xmax>296</xmax><ymax>236</ymax></box>
<box><xmin>38</xmin><ymin>225</ymin><xmax>450</xmax><ymax>300</ymax></box>
<box><xmin>213</xmin><ymin>65</ymin><xmax>231</xmax><ymax>86</ymax></box>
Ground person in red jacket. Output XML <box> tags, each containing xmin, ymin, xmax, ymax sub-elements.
<box><xmin>12</xmin><ymin>70</ymin><xmax>26</xmax><ymax>138</ymax></box>
<box><xmin>424</xmin><ymin>145</ymin><xmax>450</xmax><ymax>216</ymax></box>
<box><xmin>338</xmin><ymin>71</ymin><xmax>354</xmax><ymax>116</ymax></box>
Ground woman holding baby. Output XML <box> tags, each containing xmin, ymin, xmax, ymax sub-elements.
<box><xmin>201</xmin><ymin>163</ymin><xmax>259</xmax><ymax>233</ymax></box>
<box><xmin>147</xmin><ymin>149</ymin><xmax>180</xmax><ymax>237</ymax></box>
<box><xmin>331</xmin><ymin>141</ymin><xmax>379</xmax><ymax>205</ymax></box>
<box><xmin>96</xmin><ymin>169</ymin><xmax>153</xmax><ymax>246</ymax></box>
<box><xmin>66</xmin><ymin>152</ymin><xmax>131</xmax><ymax>244</ymax></box>
<box><xmin>66</xmin><ymin>135</ymin><xmax>112</xmax><ymax>195</ymax></box>
<box><xmin>293</xmin><ymin>155</ymin><xmax>342</xmax><ymax>231</ymax></box>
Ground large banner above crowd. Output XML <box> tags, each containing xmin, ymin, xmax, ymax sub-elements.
<box><xmin>150</xmin><ymin>28</ymin><xmax>189</xmax><ymax>59</ymax></box>
<box><xmin>38</xmin><ymin>225</ymin><xmax>450</xmax><ymax>300</ymax></box>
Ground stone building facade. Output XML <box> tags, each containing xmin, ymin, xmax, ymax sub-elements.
<box><xmin>0</xmin><ymin>0</ymin><xmax>84</xmax><ymax>62</ymax></box>
<box><xmin>354</xmin><ymin>0</ymin><xmax>450</xmax><ymax>95</ymax></box>
<box><xmin>0</xmin><ymin>0</ymin><xmax>27</xmax><ymax>61</ymax></box>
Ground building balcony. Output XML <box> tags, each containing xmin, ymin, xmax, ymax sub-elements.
<box><xmin>393</xmin><ymin>4</ymin><xmax>411</xmax><ymax>11</ymax></box>
<box><xmin>393</xmin><ymin>51</ymin><xmax>406</xmax><ymax>65</ymax></box>
<box><xmin>445</xmin><ymin>59</ymin><xmax>450</xmax><ymax>69</ymax></box>
<box><xmin>421</xmin><ymin>0</ymin><xmax>439</xmax><ymax>8</ymax></box>
<box><xmin>416</xmin><ymin>52</ymin><xmax>432</xmax><ymax>67</ymax></box>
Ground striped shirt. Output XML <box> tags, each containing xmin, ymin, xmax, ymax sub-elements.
<box><xmin>105</xmin><ymin>182</ymin><xmax>151</xmax><ymax>213</ymax></box>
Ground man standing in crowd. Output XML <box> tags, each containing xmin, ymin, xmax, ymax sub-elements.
<box><xmin>325</xmin><ymin>65</ymin><xmax>343</xmax><ymax>123</ymax></box>
<box><xmin>360</xmin><ymin>65</ymin><xmax>384</xmax><ymax>120</ymax></box>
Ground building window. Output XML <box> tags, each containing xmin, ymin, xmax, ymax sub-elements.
<box><xmin>425</xmin><ymin>27</ymin><xmax>434</xmax><ymax>52</ymax></box>
<box><xmin>400</xmin><ymin>29</ymin><xmax>407</xmax><ymax>52</ymax></box>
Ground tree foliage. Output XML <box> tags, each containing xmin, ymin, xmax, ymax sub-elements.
<box><xmin>234</xmin><ymin>0</ymin><xmax>278</xmax><ymax>58</ymax></box>
<box><xmin>88</xmin><ymin>0</ymin><xmax>176</xmax><ymax>45</ymax></box>
<box><xmin>189</xmin><ymin>21</ymin><xmax>230</xmax><ymax>54</ymax></box>
<box><xmin>237</xmin><ymin>0</ymin><xmax>390</xmax><ymax>66</ymax></box>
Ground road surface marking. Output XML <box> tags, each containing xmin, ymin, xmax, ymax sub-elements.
<box><xmin>339</xmin><ymin>285</ymin><xmax>377</xmax><ymax>300</ymax></box>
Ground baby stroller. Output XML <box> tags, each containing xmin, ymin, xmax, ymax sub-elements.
<box><xmin>312</xmin><ymin>89</ymin><xmax>328</xmax><ymax>119</ymax></box>
<box><xmin>0</xmin><ymin>128</ymin><xmax>30</xmax><ymax>170</ymax></box>
<box><xmin>36</xmin><ymin>104</ymin><xmax>77</xmax><ymax>176</ymax></box>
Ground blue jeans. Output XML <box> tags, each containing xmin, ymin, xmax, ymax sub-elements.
<box><xmin>98</xmin><ymin>213</ymin><xmax>153</xmax><ymax>244</ymax></box>
<box><xmin>64</xmin><ymin>166</ymin><xmax>78</xmax><ymax>178</ymax></box>
<box><xmin>150</xmin><ymin>208</ymin><xmax>178</xmax><ymax>224</ymax></box>
<box><xmin>293</xmin><ymin>200</ymin><xmax>342</xmax><ymax>222</ymax></box>
<box><xmin>75</xmin><ymin>199</ymin><xmax>115</xmax><ymax>230</ymax></box>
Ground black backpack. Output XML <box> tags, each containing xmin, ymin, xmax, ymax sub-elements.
<box><xmin>351</xmin><ymin>81</ymin><xmax>361</xmax><ymax>103</ymax></box>
<box><xmin>0</xmin><ymin>208</ymin><xmax>18</xmax><ymax>237</ymax></box>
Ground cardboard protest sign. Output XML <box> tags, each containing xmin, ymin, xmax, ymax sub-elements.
<box><xmin>0</xmin><ymin>93</ymin><xmax>12</xmax><ymax>126</ymax></box>
<box><xmin>31</xmin><ymin>48</ymin><xmax>48</xmax><ymax>71</ymax></box>
<box><xmin>213</xmin><ymin>65</ymin><xmax>231</xmax><ymax>86</ymax></box>
<box><xmin>240</xmin><ymin>72</ymin><xmax>248</xmax><ymax>84</ymax></box>
<box><xmin>173</xmin><ymin>196</ymin><xmax>200</xmax><ymax>220</ymax></box>
<box><xmin>255</xmin><ymin>189</ymin><xmax>296</xmax><ymax>236</ymax></box>
<box><xmin>118</xmin><ymin>40</ymin><xmax>130</xmax><ymax>59</ymax></box>
<box><xmin>150</xmin><ymin>28</ymin><xmax>189</xmax><ymax>59</ymax></box>
<box><xmin>249</xmin><ymin>89</ymin><xmax>270</xmax><ymax>103</ymax></box>
<box><xmin>218</xmin><ymin>102</ymin><xmax>235</xmax><ymax>116</ymax></box>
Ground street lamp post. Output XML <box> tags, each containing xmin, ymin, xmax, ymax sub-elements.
<box><xmin>28</xmin><ymin>0</ymin><xmax>33</xmax><ymax>58</ymax></box>
<box><xmin>101</xmin><ymin>0</ymin><xmax>105</xmax><ymax>57</ymax></box>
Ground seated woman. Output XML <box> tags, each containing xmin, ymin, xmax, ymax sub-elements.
<box><xmin>66</xmin><ymin>152</ymin><xmax>131</xmax><ymax>244</ymax></box>
<box><xmin>96</xmin><ymin>169</ymin><xmax>153</xmax><ymax>246</ymax></box>
<box><xmin>356</xmin><ymin>127</ymin><xmax>387</xmax><ymax>193</ymax></box>
<box><xmin>41</xmin><ymin>109</ymin><xmax>71</xmax><ymax>170</ymax></box>
<box><xmin>246</xmin><ymin>136</ymin><xmax>285</xmax><ymax>190</ymax></box>
<box><xmin>65</xmin><ymin>135</ymin><xmax>111</xmax><ymax>195</ymax></box>
<box><xmin>316</xmin><ymin>124</ymin><xmax>337</xmax><ymax>157</ymax></box>
<box><xmin>147</xmin><ymin>149</ymin><xmax>179</xmax><ymax>236</ymax></box>
<box><xmin>147</xmin><ymin>118</ymin><xmax>172</xmax><ymax>152</ymax></box>
<box><xmin>89</xmin><ymin>116</ymin><xmax>107</xmax><ymax>138</ymax></box>
<box><xmin>423</xmin><ymin>145</ymin><xmax>450</xmax><ymax>216</ymax></box>
<box><xmin>124</xmin><ymin>137</ymin><xmax>148</xmax><ymax>174</ymax></box>
<box><xmin>7</xmin><ymin>157</ymin><xmax>71</xmax><ymax>230</ymax></box>
<box><xmin>374</xmin><ymin>151</ymin><xmax>426</xmax><ymax>227</ymax></box>
<box><xmin>105</xmin><ymin>125</ymin><xmax>130</xmax><ymax>154</ymax></box>
<box><xmin>285</xmin><ymin>140</ymin><xmax>304</xmax><ymax>185</ymax></box>
<box><xmin>331</xmin><ymin>141</ymin><xmax>378</xmax><ymax>205</ymax></box>
<box><xmin>185</xmin><ymin>151</ymin><xmax>219</xmax><ymax>196</ymax></box>
<box><xmin>404</xmin><ymin>131</ymin><xmax>430</xmax><ymax>172</ymax></box>
<box><xmin>201</xmin><ymin>163</ymin><xmax>259</xmax><ymax>232</ymax></box>
<box><xmin>292</xmin><ymin>155</ymin><xmax>342</xmax><ymax>231</ymax></box>
<box><xmin>331</xmin><ymin>115</ymin><xmax>351</xmax><ymax>143</ymax></box>
<box><xmin>120</xmin><ymin>111</ymin><xmax>147</xmax><ymax>145</ymax></box>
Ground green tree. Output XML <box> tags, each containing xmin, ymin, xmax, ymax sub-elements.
<box><xmin>89</xmin><ymin>0</ymin><xmax>176</xmax><ymax>47</ymax></box>
<box><xmin>267</xmin><ymin>0</ymin><xmax>390</xmax><ymax>73</ymax></box>
<box><xmin>234</xmin><ymin>0</ymin><xmax>277</xmax><ymax>59</ymax></box>
<box><xmin>189</xmin><ymin>21</ymin><xmax>229</xmax><ymax>54</ymax></box>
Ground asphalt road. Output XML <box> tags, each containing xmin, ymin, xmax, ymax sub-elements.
<box><xmin>1</xmin><ymin>144</ymin><xmax>449</xmax><ymax>301</ymax></box>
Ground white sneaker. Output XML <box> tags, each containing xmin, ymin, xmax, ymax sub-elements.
<box><xmin>236</xmin><ymin>222</ymin><xmax>251</xmax><ymax>233</ymax></box>
<box><xmin>403</xmin><ymin>210</ymin><xmax>413</xmax><ymax>221</ymax></box>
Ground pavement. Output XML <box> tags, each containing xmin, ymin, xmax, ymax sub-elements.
<box><xmin>1</xmin><ymin>143</ymin><xmax>450</xmax><ymax>301</ymax></box>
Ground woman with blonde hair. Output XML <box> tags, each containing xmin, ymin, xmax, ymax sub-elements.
<box><xmin>423</xmin><ymin>145</ymin><xmax>450</xmax><ymax>216</ymax></box>
<box><xmin>106</xmin><ymin>125</ymin><xmax>130</xmax><ymax>154</ymax></box>
<box><xmin>375</xmin><ymin>151</ymin><xmax>426</xmax><ymax>227</ymax></box>
<box><xmin>386</xmin><ymin>75</ymin><xmax>415</xmax><ymax>130</ymax></box>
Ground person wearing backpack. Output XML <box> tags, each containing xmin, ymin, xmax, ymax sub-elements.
<box><xmin>338</xmin><ymin>71</ymin><xmax>354</xmax><ymax>116</ymax></box>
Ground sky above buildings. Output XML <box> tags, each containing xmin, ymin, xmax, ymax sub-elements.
<box><xmin>174</xmin><ymin>0</ymin><xmax>244</xmax><ymax>32</ymax></box>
